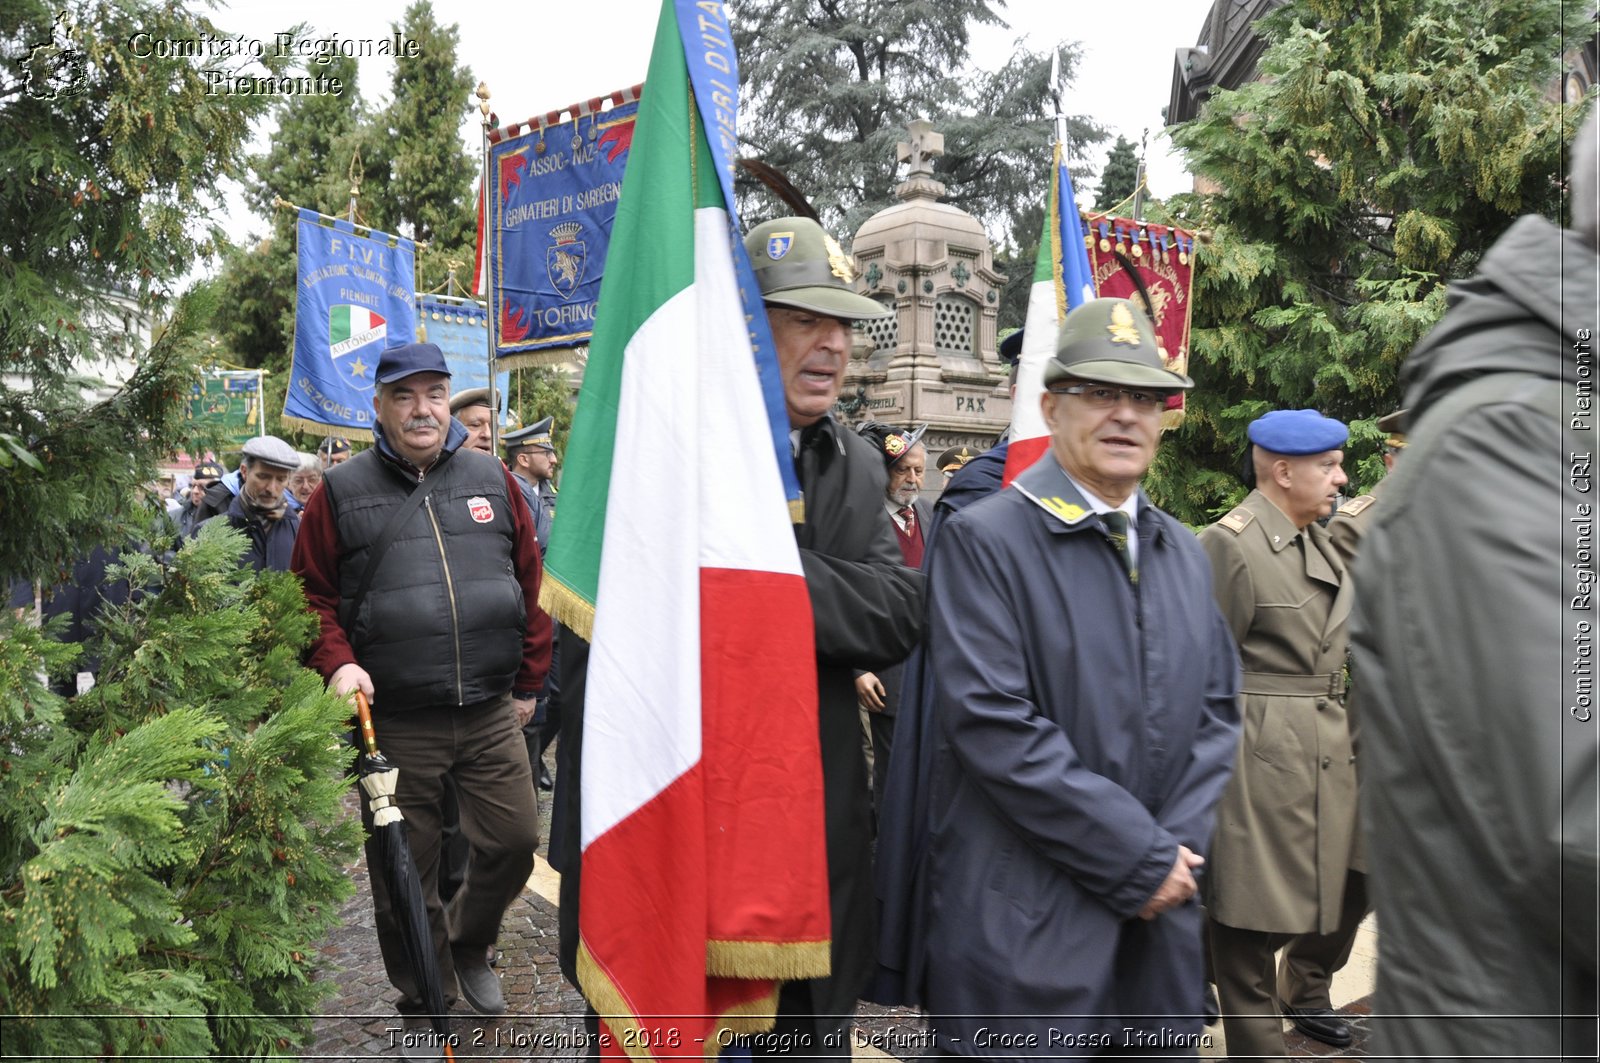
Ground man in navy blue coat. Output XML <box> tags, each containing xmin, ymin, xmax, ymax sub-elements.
<box><xmin>911</xmin><ymin>299</ymin><xmax>1242</xmax><ymax>1056</ymax></box>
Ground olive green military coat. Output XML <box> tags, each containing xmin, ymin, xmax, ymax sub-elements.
<box><xmin>1199</xmin><ymin>489</ymin><xmax>1357</xmax><ymax>934</ymax></box>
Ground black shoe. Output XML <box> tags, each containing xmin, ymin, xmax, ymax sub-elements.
<box><xmin>1280</xmin><ymin>1001</ymin><xmax>1353</xmax><ymax>1047</ymax></box>
<box><xmin>537</xmin><ymin>762</ymin><xmax>553</xmax><ymax>791</ymax></box>
<box><xmin>1202</xmin><ymin>983</ymin><xmax>1220</xmax><ymax>1026</ymax></box>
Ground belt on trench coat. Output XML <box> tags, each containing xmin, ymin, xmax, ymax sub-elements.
<box><xmin>1240</xmin><ymin>671</ymin><xmax>1344</xmax><ymax>697</ymax></box>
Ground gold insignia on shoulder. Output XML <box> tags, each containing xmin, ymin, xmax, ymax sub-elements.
<box><xmin>823</xmin><ymin>234</ymin><xmax>856</xmax><ymax>282</ymax></box>
<box><xmin>1338</xmin><ymin>494</ymin><xmax>1376</xmax><ymax>518</ymax></box>
<box><xmin>1041</xmin><ymin>497</ymin><xmax>1091</xmax><ymax>524</ymax></box>
<box><xmin>1217</xmin><ymin>508</ymin><xmax>1253</xmax><ymax>534</ymax></box>
<box><xmin>1108</xmin><ymin>301</ymin><xmax>1142</xmax><ymax>346</ymax></box>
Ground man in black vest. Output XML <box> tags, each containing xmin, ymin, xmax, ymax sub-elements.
<box><xmin>291</xmin><ymin>342</ymin><xmax>551</xmax><ymax>1055</ymax></box>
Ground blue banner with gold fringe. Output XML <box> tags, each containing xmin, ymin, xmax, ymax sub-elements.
<box><xmin>479</xmin><ymin>91</ymin><xmax>640</xmax><ymax>360</ymax></box>
<box><xmin>284</xmin><ymin>209</ymin><xmax>416</xmax><ymax>435</ymax></box>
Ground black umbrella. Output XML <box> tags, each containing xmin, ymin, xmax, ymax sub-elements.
<box><xmin>355</xmin><ymin>691</ymin><xmax>456</xmax><ymax>1060</ymax></box>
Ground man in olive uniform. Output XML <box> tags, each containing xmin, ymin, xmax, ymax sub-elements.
<box><xmin>1273</xmin><ymin>408</ymin><xmax>1404</xmax><ymax>1047</ymax></box>
<box><xmin>1199</xmin><ymin>409</ymin><xmax>1358</xmax><ymax>1062</ymax></box>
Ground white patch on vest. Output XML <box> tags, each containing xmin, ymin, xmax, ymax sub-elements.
<box><xmin>467</xmin><ymin>496</ymin><xmax>494</xmax><ymax>523</ymax></box>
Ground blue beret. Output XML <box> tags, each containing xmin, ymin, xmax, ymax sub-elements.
<box><xmin>1247</xmin><ymin>409</ymin><xmax>1349</xmax><ymax>454</ymax></box>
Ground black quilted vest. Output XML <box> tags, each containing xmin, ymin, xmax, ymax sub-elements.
<box><xmin>323</xmin><ymin>446</ymin><xmax>525</xmax><ymax>711</ymax></box>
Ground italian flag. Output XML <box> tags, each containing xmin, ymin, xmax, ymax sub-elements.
<box><xmin>537</xmin><ymin>1</ymin><xmax>830</xmax><ymax>1057</ymax></box>
<box><xmin>1003</xmin><ymin>140</ymin><xmax>1097</xmax><ymax>484</ymax></box>
<box><xmin>329</xmin><ymin>305</ymin><xmax>387</xmax><ymax>358</ymax></box>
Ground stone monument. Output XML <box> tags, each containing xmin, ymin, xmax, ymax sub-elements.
<box><xmin>841</xmin><ymin>119</ymin><xmax>1011</xmax><ymax>464</ymax></box>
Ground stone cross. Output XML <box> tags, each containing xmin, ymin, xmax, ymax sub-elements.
<box><xmin>896</xmin><ymin>119</ymin><xmax>944</xmax><ymax>178</ymax></box>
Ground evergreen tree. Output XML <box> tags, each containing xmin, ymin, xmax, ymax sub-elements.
<box><xmin>0</xmin><ymin>0</ymin><xmax>285</xmax><ymax>583</ymax></box>
<box><xmin>1</xmin><ymin>525</ymin><xmax>360</xmax><ymax>1058</ymax></box>
<box><xmin>1093</xmin><ymin>135</ymin><xmax>1140</xmax><ymax>212</ymax></box>
<box><xmin>731</xmin><ymin>0</ymin><xmax>1103</xmax><ymax>248</ymax></box>
<box><xmin>380</xmin><ymin>0</ymin><xmax>477</xmax><ymax>291</ymax></box>
<box><xmin>1150</xmin><ymin>0</ymin><xmax>1589</xmax><ymax>522</ymax></box>
<box><xmin>215</xmin><ymin>2</ymin><xmax>477</xmax><ymax>389</ymax></box>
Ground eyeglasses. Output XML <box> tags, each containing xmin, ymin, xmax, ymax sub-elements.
<box><xmin>1050</xmin><ymin>384</ymin><xmax>1171</xmax><ymax>411</ymax></box>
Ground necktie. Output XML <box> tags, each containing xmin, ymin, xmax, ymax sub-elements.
<box><xmin>1101</xmin><ymin>511</ymin><xmax>1136</xmax><ymax>583</ymax></box>
<box><xmin>899</xmin><ymin>506</ymin><xmax>916</xmax><ymax>531</ymax></box>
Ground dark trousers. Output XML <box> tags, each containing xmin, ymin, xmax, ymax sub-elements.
<box><xmin>1209</xmin><ymin>920</ymin><xmax>1292</xmax><ymax>1063</ymax></box>
<box><xmin>358</xmin><ymin>694</ymin><xmax>539</xmax><ymax>1015</ymax></box>
<box><xmin>1279</xmin><ymin>870</ymin><xmax>1370</xmax><ymax>1009</ymax></box>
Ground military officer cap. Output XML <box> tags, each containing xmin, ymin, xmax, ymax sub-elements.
<box><xmin>1247</xmin><ymin>409</ymin><xmax>1349</xmax><ymax>454</ymax></box>
<box><xmin>317</xmin><ymin>436</ymin><xmax>351</xmax><ymax>459</ymax></box>
<box><xmin>937</xmin><ymin>445</ymin><xmax>976</xmax><ymax>472</ymax></box>
<box><xmin>375</xmin><ymin>341</ymin><xmax>451</xmax><ymax>384</ymax></box>
<box><xmin>449</xmin><ymin>386</ymin><xmax>499</xmax><ymax>414</ymax></box>
<box><xmin>503</xmin><ymin>415</ymin><xmax>556</xmax><ymax>453</ymax></box>
<box><xmin>857</xmin><ymin>421</ymin><xmax>928</xmax><ymax>468</ymax></box>
<box><xmin>745</xmin><ymin>217</ymin><xmax>892</xmax><ymax>322</ymax></box>
<box><xmin>998</xmin><ymin>328</ymin><xmax>1024</xmax><ymax>366</ymax></box>
<box><xmin>1376</xmin><ymin>408</ymin><xmax>1409</xmax><ymax>449</ymax></box>
<box><xmin>1042</xmin><ymin>298</ymin><xmax>1194</xmax><ymax>390</ymax></box>
<box><xmin>192</xmin><ymin>460</ymin><xmax>226</xmax><ymax>482</ymax></box>
<box><xmin>239</xmin><ymin>434</ymin><xmax>301</xmax><ymax>471</ymax></box>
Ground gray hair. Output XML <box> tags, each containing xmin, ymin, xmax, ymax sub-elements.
<box><xmin>296</xmin><ymin>452</ymin><xmax>320</xmax><ymax>475</ymax></box>
<box><xmin>1575</xmin><ymin>106</ymin><xmax>1599</xmax><ymax>250</ymax></box>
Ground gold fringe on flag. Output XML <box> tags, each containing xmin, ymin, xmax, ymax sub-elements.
<box><xmin>277</xmin><ymin>416</ymin><xmax>374</xmax><ymax>443</ymax></box>
<box><xmin>499</xmin><ymin>346</ymin><xmax>586</xmax><ymax>371</ymax></box>
<box><xmin>576</xmin><ymin>942</ymin><xmax>798</xmax><ymax>1062</ymax></box>
<box><xmin>538</xmin><ymin>577</ymin><xmax>596</xmax><ymax>642</ymax></box>
<box><xmin>705</xmin><ymin>938</ymin><xmax>830</xmax><ymax>981</ymax></box>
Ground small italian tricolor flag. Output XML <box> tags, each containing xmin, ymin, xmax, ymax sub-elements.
<box><xmin>1003</xmin><ymin>139</ymin><xmax>1097</xmax><ymax>484</ymax></box>
<box><xmin>538</xmin><ymin>0</ymin><xmax>830</xmax><ymax>1058</ymax></box>
<box><xmin>329</xmin><ymin>305</ymin><xmax>387</xmax><ymax>357</ymax></box>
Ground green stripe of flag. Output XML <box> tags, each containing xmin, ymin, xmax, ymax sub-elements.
<box><xmin>539</xmin><ymin>0</ymin><xmax>703</xmax><ymax>637</ymax></box>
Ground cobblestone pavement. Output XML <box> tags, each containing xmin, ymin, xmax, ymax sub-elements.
<box><xmin>301</xmin><ymin>756</ymin><xmax>1371</xmax><ymax>1061</ymax></box>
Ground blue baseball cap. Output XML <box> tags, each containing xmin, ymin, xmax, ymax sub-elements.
<box><xmin>375</xmin><ymin>342</ymin><xmax>451</xmax><ymax>385</ymax></box>
<box><xmin>1247</xmin><ymin>409</ymin><xmax>1349</xmax><ymax>454</ymax></box>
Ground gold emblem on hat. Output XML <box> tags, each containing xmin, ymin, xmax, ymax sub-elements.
<box><xmin>884</xmin><ymin>434</ymin><xmax>907</xmax><ymax>457</ymax></box>
<box><xmin>823</xmin><ymin>234</ymin><xmax>856</xmax><ymax>282</ymax></box>
<box><xmin>1107</xmin><ymin>301</ymin><xmax>1142</xmax><ymax>346</ymax></box>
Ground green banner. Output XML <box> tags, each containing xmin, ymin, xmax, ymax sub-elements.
<box><xmin>188</xmin><ymin>372</ymin><xmax>262</xmax><ymax>444</ymax></box>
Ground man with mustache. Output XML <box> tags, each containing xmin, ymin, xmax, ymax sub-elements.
<box><xmin>292</xmin><ymin>341</ymin><xmax>550</xmax><ymax>1058</ymax></box>
<box><xmin>1198</xmin><ymin>409</ymin><xmax>1358</xmax><ymax>1063</ymax></box>
<box><xmin>200</xmin><ymin>435</ymin><xmax>301</xmax><ymax>572</ymax></box>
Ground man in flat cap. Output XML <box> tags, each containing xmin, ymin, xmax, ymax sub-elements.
<box><xmin>450</xmin><ymin>387</ymin><xmax>500</xmax><ymax>457</ymax></box>
<box><xmin>555</xmin><ymin>217</ymin><xmax>923</xmax><ymax>1057</ymax></box>
<box><xmin>890</xmin><ymin>298</ymin><xmax>1241</xmax><ymax>1054</ymax></box>
<box><xmin>853</xmin><ymin>421</ymin><xmax>930</xmax><ymax>819</ymax></box>
<box><xmin>1198</xmin><ymin>409</ymin><xmax>1358</xmax><ymax>1062</ymax></box>
<box><xmin>291</xmin><ymin>341</ymin><xmax>550</xmax><ymax>1049</ymax></box>
<box><xmin>199</xmin><ymin>435</ymin><xmax>302</xmax><ymax>572</ymax></box>
<box><xmin>1350</xmin><ymin>107</ymin><xmax>1600</xmax><ymax>1063</ymax></box>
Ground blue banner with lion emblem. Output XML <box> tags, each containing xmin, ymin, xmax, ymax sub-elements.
<box><xmin>481</xmin><ymin>94</ymin><xmax>639</xmax><ymax>358</ymax></box>
<box><xmin>284</xmin><ymin>209</ymin><xmax>416</xmax><ymax>435</ymax></box>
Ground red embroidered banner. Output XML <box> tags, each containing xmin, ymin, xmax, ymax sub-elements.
<box><xmin>1083</xmin><ymin>215</ymin><xmax>1197</xmax><ymax>429</ymax></box>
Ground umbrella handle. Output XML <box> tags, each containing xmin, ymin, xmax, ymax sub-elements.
<box><xmin>354</xmin><ymin>690</ymin><xmax>381</xmax><ymax>758</ymax></box>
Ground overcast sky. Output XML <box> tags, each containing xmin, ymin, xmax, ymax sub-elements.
<box><xmin>208</xmin><ymin>0</ymin><xmax>1213</xmax><ymax>247</ymax></box>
